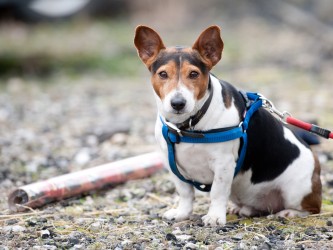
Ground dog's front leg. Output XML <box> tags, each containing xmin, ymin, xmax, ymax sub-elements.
<box><xmin>163</xmin><ymin>174</ymin><xmax>194</xmax><ymax>221</ymax></box>
<box><xmin>202</xmin><ymin>156</ymin><xmax>235</xmax><ymax>226</ymax></box>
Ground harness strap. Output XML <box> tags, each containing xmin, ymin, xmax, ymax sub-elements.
<box><xmin>161</xmin><ymin>91</ymin><xmax>262</xmax><ymax>192</ymax></box>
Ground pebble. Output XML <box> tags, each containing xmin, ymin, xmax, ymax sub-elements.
<box><xmin>111</xmin><ymin>133</ymin><xmax>128</xmax><ymax>145</ymax></box>
<box><xmin>73</xmin><ymin>245</ymin><xmax>84</xmax><ymax>249</ymax></box>
<box><xmin>216</xmin><ymin>224</ymin><xmax>237</xmax><ymax>233</ymax></box>
<box><xmin>116</xmin><ymin>216</ymin><xmax>126</xmax><ymax>224</ymax></box>
<box><xmin>69</xmin><ymin>236</ymin><xmax>80</xmax><ymax>245</ymax></box>
<box><xmin>3</xmin><ymin>225</ymin><xmax>26</xmax><ymax>233</ymax></box>
<box><xmin>74</xmin><ymin>148</ymin><xmax>91</xmax><ymax>165</ymax></box>
<box><xmin>172</xmin><ymin>228</ymin><xmax>183</xmax><ymax>235</ymax></box>
<box><xmin>40</xmin><ymin>229</ymin><xmax>50</xmax><ymax>239</ymax></box>
<box><xmin>176</xmin><ymin>234</ymin><xmax>192</xmax><ymax>242</ymax></box>
<box><xmin>258</xmin><ymin>242</ymin><xmax>272</xmax><ymax>250</ymax></box>
<box><xmin>5</xmin><ymin>219</ymin><xmax>18</xmax><ymax>225</ymax></box>
<box><xmin>184</xmin><ymin>242</ymin><xmax>199</xmax><ymax>249</ymax></box>
<box><xmin>26</xmin><ymin>218</ymin><xmax>37</xmax><ymax>227</ymax></box>
<box><xmin>327</xmin><ymin>220</ymin><xmax>333</xmax><ymax>226</ymax></box>
<box><xmin>231</xmin><ymin>233</ymin><xmax>243</xmax><ymax>241</ymax></box>
<box><xmin>237</xmin><ymin>242</ymin><xmax>246</xmax><ymax>249</ymax></box>
<box><xmin>165</xmin><ymin>233</ymin><xmax>177</xmax><ymax>242</ymax></box>
<box><xmin>89</xmin><ymin>222</ymin><xmax>101</xmax><ymax>232</ymax></box>
<box><xmin>121</xmin><ymin>239</ymin><xmax>132</xmax><ymax>247</ymax></box>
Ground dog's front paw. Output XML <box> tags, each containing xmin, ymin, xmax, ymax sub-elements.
<box><xmin>163</xmin><ymin>208</ymin><xmax>191</xmax><ymax>222</ymax></box>
<box><xmin>202</xmin><ymin>213</ymin><xmax>226</xmax><ymax>226</ymax></box>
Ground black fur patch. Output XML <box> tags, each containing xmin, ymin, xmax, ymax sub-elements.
<box><xmin>151</xmin><ymin>52</ymin><xmax>180</xmax><ymax>73</ymax></box>
<box><xmin>242</xmin><ymin>108</ymin><xmax>301</xmax><ymax>183</ymax></box>
<box><xmin>219</xmin><ymin>80</ymin><xmax>245</xmax><ymax>120</ymax></box>
<box><xmin>151</xmin><ymin>49</ymin><xmax>208</xmax><ymax>75</ymax></box>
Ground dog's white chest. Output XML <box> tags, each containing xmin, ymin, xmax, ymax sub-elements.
<box><xmin>174</xmin><ymin>143</ymin><xmax>215</xmax><ymax>184</ymax></box>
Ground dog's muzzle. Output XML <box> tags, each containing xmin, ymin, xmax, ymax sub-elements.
<box><xmin>170</xmin><ymin>95</ymin><xmax>186</xmax><ymax>111</ymax></box>
<box><xmin>170</xmin><ymin>95</ymin><xmax>186</xmax><ymax>112</ymax></box>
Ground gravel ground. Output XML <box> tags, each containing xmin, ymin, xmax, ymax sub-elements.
<box><xmin>1</xmin><ymin>16</ymin><xmax>333</xmax><ymax>249</ymax></box>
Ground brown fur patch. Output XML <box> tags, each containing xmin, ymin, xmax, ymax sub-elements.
<box><xmin>134</xmin><ymin>26</ymin><xmax>166</xmax><ymax>68</ymax></box>
<box><xmin>192</xmin><ymin>26</ymin><xmax>224</xmax><ymax>69</ymax></box>
<box><xmin>301</xmin><ymin>153</ymin><xmax>322</xmax><ymax>214</ymax></box>
<box><xmin>221</xmin><ymin>81</ymin><xmax>232</xmax><ymax>108</ymax></box>
<box><xmin>151</xmin><ymin>60</ymin><xmax>178</xmax><ymax>99</ymax></box>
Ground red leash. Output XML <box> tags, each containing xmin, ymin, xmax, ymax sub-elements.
<box><xmin>260</xmin><ymin>95</ymin><xmax>333</xmax><ymax>140</ymax></box>
<box><xmin>286</xmin><ymin>116</ymin><xmax>333</xmax><ymax>139</ymax></box>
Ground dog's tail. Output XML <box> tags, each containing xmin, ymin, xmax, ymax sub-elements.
<box><xmin>294</xmin><ymin>129</ymin><xmax>320</xmax><ymax>146</ymax></box>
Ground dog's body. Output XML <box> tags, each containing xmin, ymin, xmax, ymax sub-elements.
<box><xmin>134</xmin><ymin>25</ymin><xmax>321</xmax><ymax>226</ymax></box>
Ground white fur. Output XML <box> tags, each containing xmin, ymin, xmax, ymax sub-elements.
<box><xmin>230</xmin><ymin>127</ymin><xmax>314</xmax><ymax>217</ymax></box>
<box><xmin>155</xmin><ymin>74</ymin><xmax>316</xmax><ymax>226</ymax></box>
<box><xmin>162</xmin><ymin>83</ymin><xmax>196</xmax><ymax>116</ymax></box>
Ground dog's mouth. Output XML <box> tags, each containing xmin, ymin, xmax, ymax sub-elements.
<box><xmin>172</xmin><ymin>109</ymin><xmax>186</xmax><ymax>115</ymax></box>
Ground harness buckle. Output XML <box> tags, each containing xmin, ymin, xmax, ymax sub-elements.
<box><xmin>238</xmin><ymin>121</ymin><xmax>246</xmax><ymax>133</ymax></box>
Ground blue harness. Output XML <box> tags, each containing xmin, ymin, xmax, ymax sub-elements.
<box><xmin>161</xmin><ymin>91</ymin><xmax>263</xmax><ymax>192</ymax></box>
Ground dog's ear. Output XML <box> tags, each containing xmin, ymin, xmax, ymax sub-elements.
<box><xmin>134</xmin><ymin>25</ymin><xmax>166</xmax><ymax>69</ymax></box>
<box><xmin>192</xmin><ymin>25</ymin><xmax>224</xmax><ymax>68</ymax></box>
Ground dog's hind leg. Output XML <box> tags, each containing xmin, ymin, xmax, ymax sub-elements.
<box><xmin>275</xmin><ymin>209</ymin><xmax>310</xmax><ymax>218</ymax></box>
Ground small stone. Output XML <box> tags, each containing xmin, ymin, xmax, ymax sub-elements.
<box><xmin>73</xmin><ymin>245</ymin><xmax>84</xmax><ymax>249</ymax></box>
<box><xmin>165</xmin><ymin>233</ymin><xmax>177</xmax><ymax>242</ymax></box>
<box><xmin>258</xmin><ymin>242</ymin><xmax>272</xmax><ymax>250</ymax></box>
<box><xmin>327</xmin><ymin>220</ymin><xmax>333</xmax><ymax>226</ymax></box>
<box><xmin>184</xmin><ymin>242</ymin><xmax>199</xmax><ymax>249</ymax></box>
<box><xmin>74</xmin><ymin>148</ymin><xmax>91</xmax><ymax>165</ymax></box>
<box><xmin>121</xmin><ymin>239</ymin><xmax>132</xmax><ymax>247</ymax></box>
<box><xmin>37</xmin><ymin>217</ymin><xmax>47</xmax><ymax>223</ymax></box>
<box><xmin>69</xmin><ymin>237</ymin><xmax>80</xmax><ymax>245</ymax></box>
<box><xmin>5</xmin><ymin>219</ymin><xmax>19</xmax><ymax>225</ymax></box>
<box><xmin>231</xmin><ymin>233</ymin><xmax>243</xmax><ymax>241</ymax></box>
<box><xmin>3</xmin><ymin>225</ymin><xmax>26</xmax><ymax>233</ymax></box>
<box><xmin>41</xmin><ymin>245</ymin><xmax>56</xmax><ymax>250</ymax></box>
<box><xmin>216</xmin><ymin>224</ymin><xmax>236</xmax><ymax>233</ymax></box>
<box><xmin>237</xmin><ymin>242</ymin><xmax>246</xmax><ymax>249</ymax></box>
<box><xmin>172</xmin><ymin>228</ymin><xmax>183</xmax><ymax>235</ymax></box>
<box><xmin>111</xmin><ymin>133</ymin><xmax>128</xmax><ymax>145</ymax></box>
<box><xmin>26</xmin><ymin>219</ymin><xmax>37</xmax><ymax>227</ymax></box>
<box><xmin>90</xmin><ymin>222</ymin><xmax>101</xmax><ymax>232</ymax></box>
<box><xmin>253</xmin><ymin>236</ymin><xmax>260</xmax><ymax>241</ymax></box>
<box><xmin>41</xmin><ymin>229</ymin><xmax>50</xmax><ymax>239</ymax></box>
<box><xmin>131</xmin><ymin>188</ymin><xmax>146</xmax><ymax>198</ymax></box>
<box><xmin>116</xmin><ymin>216</ymin><xmax>125</xmax><ymax>224</ymax></box>
<box><xmin>176</xmin><ymin>234</ymin><xmax>192</xmax><ymax>241</ymax></box>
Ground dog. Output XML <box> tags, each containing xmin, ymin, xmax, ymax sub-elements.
<box><xmin>134</xmin><ymin>25</ymin><xmax>322</xmax><ymax>226</ymax></box>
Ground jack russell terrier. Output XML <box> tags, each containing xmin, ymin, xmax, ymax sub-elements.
<box><xmin>134</xmin><ymin>25</ymin><xmax>321</xmax><ymax>226</ymax></box>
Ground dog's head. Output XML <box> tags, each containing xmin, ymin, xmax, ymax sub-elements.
<box><xmin>134</xmin><ymin>25</ymin><xmax>224</xmax><ymax>122</ymax></box>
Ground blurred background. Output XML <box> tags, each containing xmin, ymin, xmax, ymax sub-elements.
<box><xmin>1</xmin><ymin>0</ymin><xmax>333</xmax><ymax>205</ymax></box>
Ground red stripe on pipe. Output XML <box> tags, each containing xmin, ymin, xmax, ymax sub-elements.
<box><xmin>330</xmin><ymin>132</ymin><xmax>333</xmax><ymax>139</ymax></box>
<box><xmin>286</xmin><ymin>116</ymin><xmax>312</xmax><ymax>131</ymax></box>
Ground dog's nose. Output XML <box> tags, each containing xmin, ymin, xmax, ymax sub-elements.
<box><xmin>171</xmin><ymin>96</ymin><xmax>186</xmax><ymax>111</ymax></box>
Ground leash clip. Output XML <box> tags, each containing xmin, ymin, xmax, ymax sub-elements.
<box><xmin>165</xmin><ymin>120</ymin><xmax>183</xmax><ymax>137</ymax></box>
<box><xmin>260</xmin><ymin>95</ymin><xmax>291</xmax><ymax>124</ymax></box>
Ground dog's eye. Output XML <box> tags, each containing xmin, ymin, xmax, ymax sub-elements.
<box><xmin>189</xmin><ymin>71</ymin><xmax>199</xmax><ymax>79</ymax></box>
<box><xmin>158</xmin><ymin>71</ymin><xmax>168</xmax><ymax>79</ymax></box>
